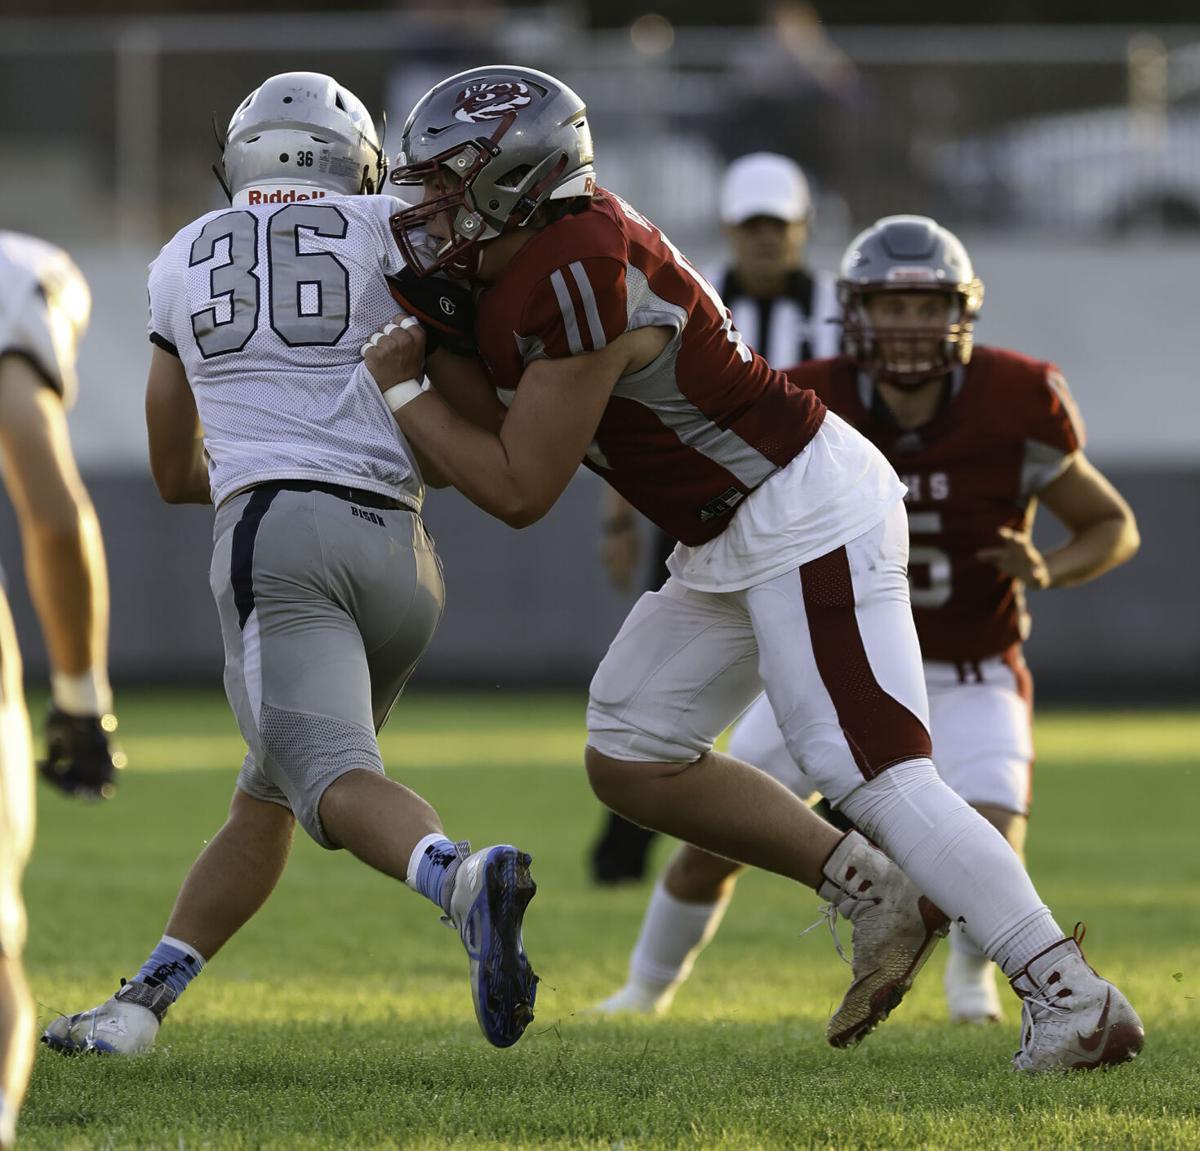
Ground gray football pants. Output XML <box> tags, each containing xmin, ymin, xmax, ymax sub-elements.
<box><xmin>210</xmin><ymin>485</ymin><xmax>444</xmax><ymax>848</ymax></box>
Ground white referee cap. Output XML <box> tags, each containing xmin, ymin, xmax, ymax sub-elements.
<box><xmin>719</xmin><ymin>152</ymin><xmax>812</xmax><ymax>225</ymax></box>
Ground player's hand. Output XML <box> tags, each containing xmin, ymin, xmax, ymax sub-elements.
<box><xmin>601</xmin><ymin>518</ymin><xmax>640</xmax><ymax>591</ymax></box>
<box><xmin>37</xmin><ymin>707</ymin><xmax>126</xmax><ymax>800</ymax></box>
<box><xmin>386</xmin><ymin>265</ymin><xmax>476</xmax><ymax>357</ymax></box>
<box><xmin>362</xmin><ymin>314</ymin><xmax>426</xmax><ymax>390</ymax></box>
<box><xmin>976</xmin><ymin>526</ymin><xmax>1051</xmax><ymax>589</ymax></box>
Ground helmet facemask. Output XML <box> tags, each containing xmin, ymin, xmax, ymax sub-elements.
<box><xmin>841</xmin><ymin>284</ymin><xmax>982</xmax><ymax>390</ymax></box>
<box><xmin>389</xmin><ymin>140</ymin><xmax>504</xmax><ymax>278</ymax></box>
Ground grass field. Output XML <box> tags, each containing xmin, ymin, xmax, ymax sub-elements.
<box><xmin>16</xmin><ymin>691</ymin><xmax>1200</xmax><ymax>1150</ymax></box>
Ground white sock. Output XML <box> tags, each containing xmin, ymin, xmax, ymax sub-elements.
<box><xmin>160</xmin><ymin>934</ymin><xmax>207</xmax><ymax>969</ymax></box>
<box><xmin>838</xmin><ymin>760</ymin><xmax>1063</xmax><ymax>977</ymax></box>
<box><xmin>0</xmin><ymin>1087</ymin><xmax>13</xmax><ymax>1150</ymax></box>
<box><xmin>627</xmin><ymin>880</ymin><xmax>731</xmax><ymax>995</ymax></box>
<box><xmin>51</xmin><ymin>668</ymin><xmax>112</xmax><ymax>716</ymax></box>
<box><xmin>950</xmin><ymin>919</ymin><xmax>989</xmax><ymax>962</ymax></box>
<box><xmin>404</xmin><ymin>832</ymin><xmax>451</xmax><ymax>890</ymax></box>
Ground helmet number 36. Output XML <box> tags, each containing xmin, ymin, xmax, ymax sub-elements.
<box><xmin>189</xmin><ymin>204</ymin><xmax>350</xmax><ymax>359</ymax></box>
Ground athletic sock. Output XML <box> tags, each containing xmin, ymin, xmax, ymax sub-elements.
<box><xmin>133</xmin><ymin>935</ymin><xmax>206</xmax><ymax>998</ymax></box>
<box><xmin>405</xmin><ymin>833</ymin><xmax>468</xmax><ymax>915</ymax></box>
<box><xmin>0</xmin><ymin>1087</ymin><xmax>13</xmax><ymax>1151</ymax></box>
<box><xmin>51</xmin><ymin>668</ymin><xmax>112</xmax><ymax>717</ymax></box>
<box><xmin>950</xmin><ymin>918</ymin><xmax>989</xmax><ymax>962</ymax></box>
<box><xmin>626</xmin><ymin>879</ymin><xmax>731</xmax><ymax>999</ymax></box>
<box><xmin>0</xmin><ymin>1089</ymin><xmax>13</xmax><ymax>1151</ymax></box>
<box><xmin>837</xmin><ymin>759</ymin><xmax>1063</xmax><ymax>977</ymax></box>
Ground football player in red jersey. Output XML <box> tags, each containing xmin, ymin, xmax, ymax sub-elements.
<box><xmin>593</xmin><ymin>215</ymin><xmax>1140</xmax><ymax>1028</ymax></box>
<box><xmin>365</xmin><ymin>67</ymin><xmax>1144</xmax><ymax>1069</ymax></box>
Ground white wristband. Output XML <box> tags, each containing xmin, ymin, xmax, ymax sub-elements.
<box><xmin>382</xmin><ymin>377</ymin><xmax>426</xmax><ymax>413</ymax></box>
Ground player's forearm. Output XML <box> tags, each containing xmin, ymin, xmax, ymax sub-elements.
<box><xmin>152</xmin><ymin>437</ymin><xmax>211</xmax><ymax>504</ymax></box>
<box><xmin>393</xmin><ymin>394</ymin><xmax>544</xmax><ymax>526</ymax></box>
<box><xmin>426</xmin><ymin>349</ymin><xmax>506</xmax><ymax>434</ymax></box>
<box><xmin>1043</xmin><ymin>515</ymin><xmax>1140</xmax><ymax>588</ymax></box>
<box><xmin>22</xmin><ymin>500</ymin><xmax>108</xmax><ymax>676</ymax></box>
<box><xmin>405</xmin><ymin>440</ymin><xmax>451</xmax><ymax>489</ymax></box>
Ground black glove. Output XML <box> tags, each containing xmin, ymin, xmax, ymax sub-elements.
<box><xmin>385</xmin><ymin>265</ymin><xmax>476</xmax><ymax>358</ymax></box>
<box><xmin>38</xmin><ymin>706</ymin><xmax>125</xmax><ymax>800</ymax></box>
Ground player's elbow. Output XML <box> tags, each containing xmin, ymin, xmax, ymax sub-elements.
<box><xmin>498</xmin><ymin>502</ymin><xmax>546</xmax><ymax>529</ymax></box>
<box><xmin>496</xmin><ymin>488</ymin><xmax>554</xmax><ymax>529</ymax></box>
<box><xmin>477</xmin><ymin>477</ymin><xmax>547</xmax><ymax>528</ymax></box>
<box><xmin>152</xmin><ymin>468</ymin><xmax>192</xmax><ymax>504</ymax></box>
<box><xmin>1086</xmin><ymin>506</ymin><xmax>1140</xmax><ymax>572</ymax></box>
<box><xmin>1115</xmin><ymin>510</ymin><xmax>1141</xmax><ymax>565</ymax></box>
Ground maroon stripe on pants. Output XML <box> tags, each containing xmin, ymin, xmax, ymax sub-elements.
<box><xmin>799</xmin><ymin>546</ymin><xmax>932</xmax><ymax>780</ymax></box>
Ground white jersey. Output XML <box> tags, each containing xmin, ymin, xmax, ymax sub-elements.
<box><xmin>147</xmin><ymin>193</ymin><xmax>421</xmax><ymax>510</ymax></box>
<box><xmin>0</xmin><ymin>231</ymin><xmax>91</xmax><ymax>409</ymax></box>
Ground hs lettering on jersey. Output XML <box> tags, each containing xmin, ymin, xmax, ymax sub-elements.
<box><xmin>351</xmin><ymin>506</ymin><xmax>386</xmax><ymax>527</ymax></box>
<box><xmin>900</xmin><ymin>472</ymin><xmax>950</xmax><ymax>502</ymax></box>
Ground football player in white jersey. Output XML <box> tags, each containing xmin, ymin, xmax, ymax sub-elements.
<box><xmin>0</xmin><ymin>233</ymin><xmax>123</xmax><ymax>802</ymax></box>
<box><xmin>43</xmin><ymin>72</ymin><xmax>538</xmax><ymax>1058</ymax></box>
<box><xmin>0</xmin><ymin>233</ymin><xmax>124</xmax><ymax>1147</ymax></box>
<box><xmin>0</xmin><ymin>582</ymin><xmax>32</xmax><ymax>1151</ymax></box>
<box><xmin>0</xmin><ymin>585</ymin><xmax>34</xmax><ymax>1151</ymax></box>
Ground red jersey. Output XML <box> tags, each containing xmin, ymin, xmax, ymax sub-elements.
<box><xmin>474</xmin><ymin>189</ymin><xmax>826</xmax><ymax>545</ymax></box>
<box><xmin>789</xmin><ymin>347</ymin><xmax>1085</xmax><ymax>662</ymax></box>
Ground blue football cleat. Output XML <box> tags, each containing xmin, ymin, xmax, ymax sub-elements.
<box><xmin>446</xmin><ymin>844</ymin><xmax>538</xmax><ymax>1047</ymax></box>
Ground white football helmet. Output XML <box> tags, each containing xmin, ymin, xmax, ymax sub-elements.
<box><xmin>218</xmin><ymin>71</ymin><xmax>385</xmax><ymax>200</ymax></box>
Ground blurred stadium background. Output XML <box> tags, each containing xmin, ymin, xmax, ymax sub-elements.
<box><xmin>0</xmin><ymin>0</ymin><xmax>1196</xmax><ymax>703</ymax></box>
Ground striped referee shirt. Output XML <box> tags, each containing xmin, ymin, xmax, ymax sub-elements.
<box><xmin>708</xmin><ymin>265</ymin><xmax>842</xmax><ymax>368</ymax></box>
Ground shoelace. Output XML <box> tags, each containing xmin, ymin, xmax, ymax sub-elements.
<box><xmin>1017</xmin><ymin>987</ymin><xmax>1071</xmax><ymax>1057</ymax></box>
<box><xmin>1021</xmin><ymin>989</ymin><xmax>1070</xmax><ymax>1022</ymax></box>
<box><xmin>799</xmin><ymin>902</ymin><xmax>851</xmax><ymax>966</ymax></box>
<box><xmin>82</xmin><ymin>1006</ymin><xmax>104</xmax><ymax>1052</ymax></box>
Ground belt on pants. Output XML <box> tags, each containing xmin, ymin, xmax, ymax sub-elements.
<box><xmin>249</xmin><ymin>479</ymin><xmax>411</xmax><ymax>512</ymax></box>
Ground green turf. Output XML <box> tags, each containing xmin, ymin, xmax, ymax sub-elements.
<box><xmin>15</xmin><ymin>691</ymin><xmax>1200</xmax><ymax>1149</ymax></box>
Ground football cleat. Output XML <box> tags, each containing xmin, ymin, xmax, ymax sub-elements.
<box><xmin>818</xmin><ymin>831</ymin><xmax>949</xmax><ymax>1048</ymax></box>
<box><xmin>41</xmin><ymin>980</ymin><xmax>174</xmax><ymax>1056</ymax></box>
<box><xmin>446</xmin><ymin>844</ymin><xmax>538</xmax><ymax>1048</ymax></box>
<box><xmin>38</xmin><ymin>707</ymin><xmax>125</xmax><ymax>800</ymax></box>
<box><xmin>588</xmin><ymin>982</ymin><xmax>675</xmax><ymax>1017</ymax></box>
<box><xmin>1010</xmin><ymin>926</ymin><xmax>1144</xmax><ymax>1073</ymax></box>
<box><xmin>944</xmin><ymin>944</ymin><xmax>1003</xmax><ymax>1024</ymax></box>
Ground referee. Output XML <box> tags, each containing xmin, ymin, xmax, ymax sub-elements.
<box><xmin>591</xmin><ymin>152</ymin><xmax>841</xmax><ymax>884</ymax></box>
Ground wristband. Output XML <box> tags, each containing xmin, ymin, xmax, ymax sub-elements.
<box><xmin>382</xmin><ymin>377</ymin><xmax>427</xmax><ymax>413</ymax></box>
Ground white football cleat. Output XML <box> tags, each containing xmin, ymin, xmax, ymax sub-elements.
<box><xmin>41</xmin><ymin>980</ymin><xmax>174</xmax><ymax>1056</ymax></box>
<box><xmin>945</xmin><ymin>946</ymin><xmax>1003</xmax><ymax>1023</ymax></box>
<box><xmin>1010</xmin><ymin>928</ymin><xmax>1144</xmax><ymax>1073</ymax></box>
<box><xmin>588</xmin><ymin>982</ymin><xmax>675</xmax><ymax>1016</ymax></box>
<box><xmin>818</xmin><ymin>831</ymin><xmax>950</xmax><ymax>1048</ymax></box>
